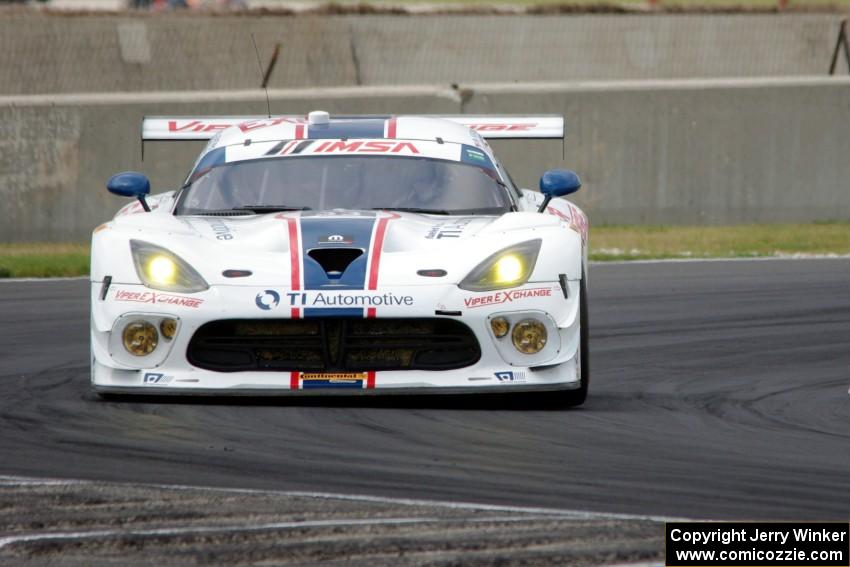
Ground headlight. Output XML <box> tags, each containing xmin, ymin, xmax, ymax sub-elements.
<box><xmin>122</xmin><ymin>320</ymin><xmax>158</xmax><ymax>356</ymax></box>
<box><xmin>459</xmin><ymin>239</ymin><xmax>541</xmax><ymax>292</ymax></box>
<box><xmin>511</xmin><ymin>319</ymin><xmax>548</xmax><ymax>354</ymax></box>
<box><xmin>130</xmin><ymin>240</ymin><xmax>209</xmax><ymax>293</ymax></box>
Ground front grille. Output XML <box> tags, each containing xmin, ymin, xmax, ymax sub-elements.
<box><xmin>187</xmin><ymin>318</ymin><xmax>481</xmax><ymax>372</ymax></box>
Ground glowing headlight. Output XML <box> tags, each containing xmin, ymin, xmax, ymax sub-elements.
<box><xmin>511</xmin><ymin>319</ymin><xmax>547</xmax><ymax>354</ymax></box>
<box><xmin>148</xmin><ymin>256</ymin><xmax>177</xmax><ymax>285</ymax></box>
<box><xmin>459</xmin><ymin>239</ymin><xmax>541</xmax><ymax>292</ymax></box>
<box><xmin>130</xmin><ymin>240</ymin><xmax>208</xmax><ymax>293</ymax></box>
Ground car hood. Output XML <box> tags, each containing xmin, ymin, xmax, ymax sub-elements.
<box><xmin>109</xmin><ymin>210</ymin><xmax>562</xmax><ymax>287</ymax></box>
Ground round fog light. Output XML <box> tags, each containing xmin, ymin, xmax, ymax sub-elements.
<box><xmin>490</xmin><ymin>317</ymin><xmax>509</xmax><ymax>339</ymax></box>
<box><xmin>160</xmin><ymin>318</ymin><xmax>177</xmax><ymax>340</ymax></box>
<box><xmin>122</xmin><ymin>321</ymin><xmax>158</xmax><ymax>356</ymax></box>
<box><xmin>511</xmin><ymin>319</ymin><xmax>547</xmax><ymax>354</ymax></box>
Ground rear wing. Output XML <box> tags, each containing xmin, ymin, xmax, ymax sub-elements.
<box><xmin>141</xmin><ymin>115</ymin><xmax>564</xmax><ymax>141</ymax></box>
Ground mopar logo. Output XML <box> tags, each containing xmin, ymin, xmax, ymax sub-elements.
<box><xmin>319</xmin><ymin>234</ymin><xmax>354</xmax><ymax>245</ymax></box>
<box><xmin>255</xmin><ymin>290</ymin><xmax>280</xmax><ymax>310</ymax></box>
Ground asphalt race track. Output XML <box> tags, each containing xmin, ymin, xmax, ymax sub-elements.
<box><xmin>1</xmin><ymin>259</ymin><xmax>849</xmax><ymax>563</ymax></box>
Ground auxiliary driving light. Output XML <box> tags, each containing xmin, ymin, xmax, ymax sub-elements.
<box><xmin>511</xmin><ymin>319</ymin><xmax>547</xmax><ymax>354</ymax></box>
<box><xmin>160</xmin><ymin>318</ymin><xmax>177</xmax><ymax>340</ymax></box>
<box><xmin>490</xmin><ymin>317</ymin><xmax>510</xmax><ymax>339</ymax></box>
<box><xmin>122</xmin><ymin>321</ymin><xmax>159</xmax><ymax>356</ymax></box>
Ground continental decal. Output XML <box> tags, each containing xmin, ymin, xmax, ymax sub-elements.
<box><xmin>301</xmin><ymin>373</ymin><xmax>368</xmax><ymax>381</ymax></box>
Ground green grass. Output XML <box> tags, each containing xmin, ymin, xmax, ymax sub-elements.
<box><xmin>589</xmin><ymin>222</ymin><xmax>850</xmax><ymax>261</ymax></box>
<box><xmin>0</xmin><ymin>223</ymin><xmax>847</xmax><ymax>278</ymax></box>
<box><xmin>350</xmin><ymin>0</ymin><xmax>850</xmax><ymax>7</ymax></box>
<box><xmin>0</xmin><ymin>243</ymin><xmax>90</xmax><ymax>279</ymax></box>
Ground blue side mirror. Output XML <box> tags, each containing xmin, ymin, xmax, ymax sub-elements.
<box><xmin>538</xmin><ymin>169</ymin><xmax>581</xmax><ymax>213</ymax></box>
<box><xmin>107</xmin><ymin>171</ymin><xmax>151</xmax><ymax>212</ymax></box>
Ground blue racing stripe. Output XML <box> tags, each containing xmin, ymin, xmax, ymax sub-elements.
<box><xmin>298</xmin><ymin>216</ymin><xmax>378</xmax><ymax>319</ymax></box>
<box><xmin>307</xmin><ymin>119</ymin><xmax>387</xmax><ymax>140</ymax></box>
<box><xmin>302</xmin><ymin>379</ymin><xmax>364</xmax><ymax>389</ymax></box>
<box><xmin>299</xmin><ymin>217</ymin><xmax>376</xmax><ymax>291</ymax></box>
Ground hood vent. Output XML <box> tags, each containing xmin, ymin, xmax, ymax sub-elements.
<box><xmin>308</xmin><ymin>248</ymin><xmax>363</xmax><ymax>278</ymax></box>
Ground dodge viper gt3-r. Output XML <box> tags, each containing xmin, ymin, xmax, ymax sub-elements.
<box><xmin>91</xmin><ymin>111</ymin><xmax>590</xmax><ymax>405</ymax></box>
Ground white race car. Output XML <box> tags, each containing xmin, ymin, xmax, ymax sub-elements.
<box><xmin>91</xmin><ymin>111</ymin><xmax>589</xmax><ymax>405</ymax></box>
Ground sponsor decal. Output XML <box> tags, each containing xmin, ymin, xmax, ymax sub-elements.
<box><xmin>463</xmin><ymin>287</ymin><xmax>552</xmax><ymax>308</ymax></box>
<box><xmin>318</xmin><ymin>234</ymin><xmax>354</xmax><ymax>245</ymax></box>
<box><xmin>547</xmin><ymin>203</ymin><xmax>589</xmax><ymax>245</ymax></box>
<box><xmin>464</xmin><ymin>148</ymin><xmax>487</xmax><ymax>162</ymax></box>
<box><xmin>114</xmin><ymin>289</ymin><xmax>203</xmax><ymax>308</ymax></box>
<box><xmin>143</xmin><ymin>372</ymin><xmax>173</xmax><ymax>385</ymax></box>
<box><xmin>116</xmin><ymin>200</ymin><xmax>158</xmax><ymax>216</ymax></box>
<box><xmin>296</xmin><ymin>372</ymin><xmax>373</xmax><ymax>389</ymax></box>
<box><xmin>165</xmin><ymin>117</ymin><xmax>305</xmax><ymax>135</ymax></box>
<box><xmin>167</xmin><ymin>120</ymin><xmax>231</xmax><ymax>134</ymax></box>
<box><xmin>301</xmin><ymin>372</ymin><xmax>368</xmax><ymax>380</ymax></box>
<box><xmin>495</xmin><ymin>371</ymin><xmax>526</xmax><ymax>383</ymax></box>
<box><xmin>468</xmin><ymin>123</ymin><xmax>536</xmax><ymax>132</ymax></box>
<box><xmin>425</xmin><ymin>218</ymin><xmax>474</xmax><ymax>240</ymax></box>
<box><xmin>255</xmin><ymin>290</ymin><xmax>280</xmax><ymax>311</ymax></box>
<box><xmin>262</xmin><ymin>291</ymin><xmax>414</xmax><ymax>309</ymax></box>
<box><xmin>311</xmin><ymin>140</ymin><xmax>419</xmax><ymax>155</ymax></box>
<box><xmin>207</xmin><ymin>218</ymin><xmax>234</xmax><ymax>241</ymax></box>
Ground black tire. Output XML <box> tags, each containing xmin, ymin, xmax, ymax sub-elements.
<box><xmin>553</xmin><ymin>270</ymin><xmax>589</xmax><ymax>407</ymax></box>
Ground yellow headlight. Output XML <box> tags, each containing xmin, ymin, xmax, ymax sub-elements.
<box><xmin>122</xmin><ymin>321</ymin><xmax>159</xmax><ymax>356</ymax></box>
<box><xmin>493</xmin><ymin>254</ymin><xmax>524</xmax><ymax>284</ymax></box>
<box><xmin>147</xmin><ymin>255</ymin><xmax>177</xmax><ymax>285</ymax></box>
<box><xmin>511</xmin><ymin>319</ymin><xmax>547</xmax><ymax>354</ymax></box>
<box><xmin>160</xmin><ymin>318</ymin><xmax>177</xmax><ymax>340</ymax></box>
<box><xmin>490</xmin><ymin>317</ymin><xmax>510</xmax><ymax>338</ymax></box>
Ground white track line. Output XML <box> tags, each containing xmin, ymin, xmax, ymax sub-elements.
<box><xmin>0</xmin><ymin>515</ymin><xmax>573</xmax><ymax>550</ymax></box>
<box><xmin>590</xmin><ymin>255</ymin><xmax>850</xmax><ymax>266</ymax></box>
<box><xmin>0</xmin><ymin>474</ymin><xmax>686</xmax><ymax>523</ymax></box>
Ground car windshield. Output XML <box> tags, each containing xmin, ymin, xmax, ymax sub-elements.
<box><xmin>175</xmin><ymin>155</ymin><xmax>512</xmax><ymax>216</ymax></box>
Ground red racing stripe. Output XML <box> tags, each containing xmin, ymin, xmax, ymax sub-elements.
<box><xmin>366</xmin><ymin>307</ymin><xmax>376</xmax><ymax>319</ymax></box>
<box><xmin>295</xmin><ymin>124</ymin><xmax>305</xmax><ymax>140</ymax></box>
<box><xmin>367</xmin><ymin>217</ymin><xmax>390</xmax><ymax>290</ymax></box>
<box><xmin>386</xmin><ymin>116</ymin><xmax>397</xmax><ymax>139</ymax></box>
<box><xmin>286</xmin><ymin>217</ymin><xmax>301</xmax><ymax>319</ymax></box>
<box><xmin>290</xmin><ymin>371</ymin><xmax>299</xmax><ymax>390</ymax></box>
<box><xmin>366</xmin><ymin>371</ymin><xmax>376</xmax><ymax>389</ymax></box>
